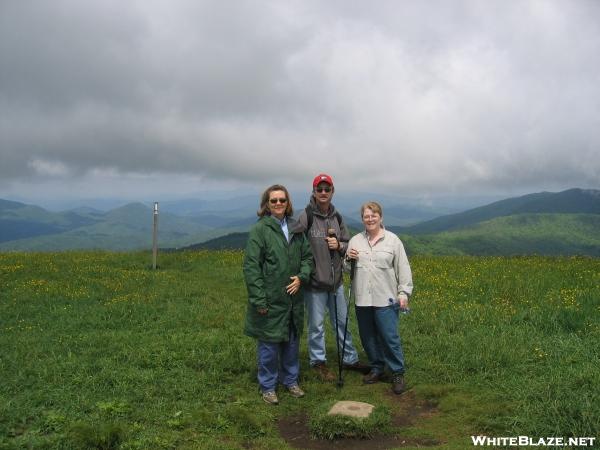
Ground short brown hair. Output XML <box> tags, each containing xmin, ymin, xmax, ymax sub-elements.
<box><xmin>360</xmin><ymin>201</ymin><xmax>383</xmax><ymax>218</ymax></box>
<box><xmin>257</xmin><ymin>184</ymin><xmax>294</xmax><ymax>217</ymax></box>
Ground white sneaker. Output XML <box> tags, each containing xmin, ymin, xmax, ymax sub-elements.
<box><xmin>287</xmin><ymin>384</ymin><xmax>305</xmax><ymax>398</ymax></box>
<box><xmin>262</xmin><ymin>391</ymin><xmax>279</xmax><ymax>405</ymax></box>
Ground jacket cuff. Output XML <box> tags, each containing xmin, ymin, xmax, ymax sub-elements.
<box><xmin>298</xmin><ymin>273</ymin><xmax>310</xmax><ymax>284</ymax></box>
<box><xmin>249</xmin><ymin>298</ymin><xmax>268</xmax><ymax>310</ymax></box>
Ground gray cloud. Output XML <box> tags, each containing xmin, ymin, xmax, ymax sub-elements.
<box><xmin>1</xmin><ymin>0</ymin><xmax>599</xmax><ymax>200</ymax></box>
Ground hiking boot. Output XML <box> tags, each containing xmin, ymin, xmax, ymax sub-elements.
<box><xmin>342</xmin><ymin>361</ymin><xmax>371</xmax><ymax>374</ymax></box>
<box><xmin>287</xmin><ymin>384</ymin><xmax>305</xmax><ymax>398</ymax></box>
<box><xmin>392</xmin><ymin>373</ymin><xmax>405</xmax><ymax>394</ymax></box>
<box><xmin>262</xmin><ymin>391</ymin><xmax>279</xmax><ymax>405</ymax></box>
<box><xmin>362</xmin><ymin>371</ymin><xmax>382</xmax><ymax>384</ymax></box>
<box><xmin>312</xmin><ymin>362</ymin><xmax>336</xmax><ymax>381</ymax></box>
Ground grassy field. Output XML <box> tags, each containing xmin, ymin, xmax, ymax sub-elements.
<box><xmin>1</xmin><ymin>251</ymin><xmax>599</xmax><ymax>449</ymax></box>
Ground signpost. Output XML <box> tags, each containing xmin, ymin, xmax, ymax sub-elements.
<box><xmin>152</xmin><ymin>202</ymin><xmax>158</xmax><ymax>269</ymax></box>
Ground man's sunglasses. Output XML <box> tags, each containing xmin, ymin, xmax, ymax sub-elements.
<box><xmin>315</xmin><ymin>187</ymin><xmax>332</xmax><ymax>193</ymax></box>
<box><xmin>269</xmin><ymin>198</ymin><xmax>288</xmax><ymax>204</ymax></box>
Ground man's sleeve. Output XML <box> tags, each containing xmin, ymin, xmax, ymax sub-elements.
<box><xmin>339</xmin><ymin>216</ymin><xmax>350</xmax><ymax>255</ymax></box>
<box><xmin>296</xmin><ymin>209</ymin><xmax>308</xmax><ymax>233</ymax></box>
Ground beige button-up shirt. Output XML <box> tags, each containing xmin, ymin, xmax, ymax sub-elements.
<box><xmin>346</xmin><ymin>229</ymin><xmax>413</xmax><ymax>307</ymax></box>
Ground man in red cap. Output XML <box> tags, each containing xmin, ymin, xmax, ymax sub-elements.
<box><xmin>297</xmin><ymin>173</ymin><xmax>369</xmax><ymax>381</ymax></box>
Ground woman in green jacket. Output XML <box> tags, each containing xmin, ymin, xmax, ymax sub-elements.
<box><xmin>243</xmin><ymin>184</ymin><xmax>313</xmax><ymax>405</ymax></box>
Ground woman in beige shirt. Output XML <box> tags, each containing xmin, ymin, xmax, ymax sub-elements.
<box><xmin>346</xmin><ymin>201</ymin><xmax>413</xmax><ymax>394</ymax></box>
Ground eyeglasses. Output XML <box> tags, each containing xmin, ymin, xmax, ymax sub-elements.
<box><xmin>315</xmin><ymin>187</ymin><xmax>332</xmax><ymax>193</ymax></box>
<box><xmin>362</xmin><ymin>214</ymin><xmax>380</xmax><ymax>220</ymax></box>
<box><xmin>269</xmin><ymin>198</ymin><xmax>288</xmax><ymax>204</ymax></box>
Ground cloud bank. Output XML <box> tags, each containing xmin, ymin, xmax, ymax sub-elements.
<box><xmin>1</xmin><ymin>0</ymin><xmax>599</xmax><ymax>200</ymax></box>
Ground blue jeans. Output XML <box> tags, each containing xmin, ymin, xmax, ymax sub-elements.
<box><xmin>257</xmin><ymin>328</ymin><xmax>299</xmax><ymax>393</ymax></box>
<box><xmin>355</xmin><ymin>304</ymin><xmax>405</xmax><ymax>374</ymax></box>
<box><xmin>304</xmin><ymin>285</ymin><xmax>360</xmax><ymax>366</ymax></box>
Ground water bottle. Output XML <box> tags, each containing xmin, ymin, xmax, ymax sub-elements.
<box><xmin>388</xmin><ymin>298</ymin><xmax>410</xmax><ymax>314</ymax></box>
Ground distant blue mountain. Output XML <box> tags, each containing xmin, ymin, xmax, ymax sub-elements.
<box><xmin>191</xmin><ymin>188</ymin><xmax>600</xmax><ymax>256</ymax></box>
<box><xmin>3</xmin><ymin>188</ymin><xmax>598</xmax><ymax>253</ymax></box>
<box><xmin>0</xmin><ymin>199</ymin><xmax>101</xmax><ymax>243</ymax></box>
<box><xmin>0</xmin><ymin>201</ymin><xmax>218</xmax><ymax>250</ymax></box>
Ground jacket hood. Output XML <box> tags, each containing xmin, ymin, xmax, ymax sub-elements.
<box><xmin>287</xmin><ymin>216</ymin><xmax>304</xmax><ymax>234</ymax></box>
<box><xmin>308</xmin><ymin>195</ymin><xmax>338</xmax><ymax>218</ymax></box>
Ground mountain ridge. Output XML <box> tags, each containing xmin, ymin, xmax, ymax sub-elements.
<box><xmin>400</xmin><ymin>213</ymin><xmax>600</xmax><ymax>256</ymax></box>
<box><xmin>388</xmin><ymin>188</ymin><xmax>600</xmax><ymax>235</ymax></box>
<box><xmin>187</xmin><ymin>189</ymin><xmax>600</xmax><ymax>255</ymax></box>
<box><xmin>1</xmin><ymin>188</ymin><xmax>599</xmax><ymax>253</ymax></box>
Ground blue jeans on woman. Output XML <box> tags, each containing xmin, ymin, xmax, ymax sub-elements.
<box><xmin>257</xmin><ymin>328</ymin><xmax>300</xmax><ymax>393</ymax></box>
<box><xmin>304</xmin><ymin>285</ymin><xmax>360</xmax><ymax>366</ymax></box>
<box><xmin>355</xmin><ymin>303</ymin><xmax>405</xmax><ymax>375</ymax></box>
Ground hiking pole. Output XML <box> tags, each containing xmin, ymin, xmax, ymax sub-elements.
<box><xmin>328</xmin><ymin>228</ymin><xmax>343</xmax><ymax>388</ymax></box>
<box><xmin>339</xmin><ymin>256</ymin><xmax>355</xmax><ymax>385</ymax></box>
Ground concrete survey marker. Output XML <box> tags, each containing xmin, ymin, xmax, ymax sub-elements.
<box><xmin>328</xmin><ymin>401</ymin><xmax>375</xmax><ymax>418</ymax></box>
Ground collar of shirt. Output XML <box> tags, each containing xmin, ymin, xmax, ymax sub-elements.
<box><xmin>363</xmin><ymin>227</ymin><xmax>385</xmax><ymax>246</ymax></box>
<box><xmin>280</xmin><ymin>217</ymin><xmax>290</xmax><ymax>242</ymax></box>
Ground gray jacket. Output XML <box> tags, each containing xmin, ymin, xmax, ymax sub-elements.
<box><xmin>296</xmin><ymin>197</ymin><xmax>350</xmax><ymax>291</ymax></box>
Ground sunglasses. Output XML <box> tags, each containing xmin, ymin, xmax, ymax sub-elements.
<box><xmin>269</xmin><ymin>198</ymin><xmax>288</xmax><ymax>204</ymax></box>
<box><xmin>315</xmin><ymin>187</ymin><xmax>332</xmax><ymax>193</ymax></box>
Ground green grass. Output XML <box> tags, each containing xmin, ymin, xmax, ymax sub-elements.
<box><xmin>1</xmin><ymin>251</ymin><xmax>599</xmax><ymax>449</ymax></box>
<box><xmin>308</xmin><ymin>401</ymin><xmax>391</xmax><ymax>440</ymax></box>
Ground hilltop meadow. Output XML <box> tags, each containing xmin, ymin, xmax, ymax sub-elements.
<box><xmin>1</xmin><ymin>250</ymin><xmax>599</xmax><ymax>449</ymax></box>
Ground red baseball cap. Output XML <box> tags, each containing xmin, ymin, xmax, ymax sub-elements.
<box><xmin>312</xmin><ymin>173</ymin><xmax>334</xmax><ymax>188</ymax></box>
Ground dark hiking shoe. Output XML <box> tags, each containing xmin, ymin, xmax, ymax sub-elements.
<box><xmin>392</xmin><ymin>373</ymin><xmax>405</xmax><ymax>394</ymax></box>
<box><xmin>312</xmin><ymin>362</ymin><xmax>336</xmax><ymax>381</ymax></box>
<box><xmin>362</xmin><ymin>371</ymin><xmax>382</xmax><ymax>384</ymax></box>
<box><xmin>342</xmin><ymin>361</ymin><xmax>371</xmax><ymax>374</ymax></box>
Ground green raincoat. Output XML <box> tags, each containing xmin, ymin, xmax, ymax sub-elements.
<box><xmin>243</xmin><ymin>215</ymin><xmax>313</xmax><ymax>342</ymax></box>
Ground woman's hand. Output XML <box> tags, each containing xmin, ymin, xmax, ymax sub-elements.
<box><xmin>346</xmin><ymin>248</ymin><xmax>359</xmax><ymax>260</ymax></box>
<box><xmin>398</xmin><ymin>294</ymin><xmax>409</xmax><ymax>309</ymax></box>
<box><xmin>286</xmin><ymin>276</ymin><xmax>301</xmax><ymax>295</ymax></box>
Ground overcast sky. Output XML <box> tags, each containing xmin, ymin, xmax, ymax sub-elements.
<box><xmin>1</xmin><ymin>0</ymin><xmax>599</xmax><ymax>206</ymax></box>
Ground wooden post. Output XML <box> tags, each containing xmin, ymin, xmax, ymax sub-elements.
<box><xmin>152</xmin><ymin>202</ymin><xmax>158</xmax><ymax>270</ymax></box>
